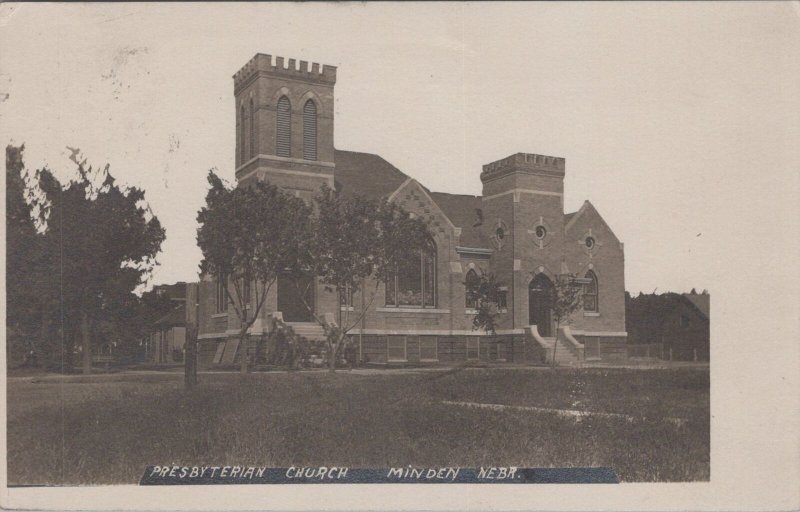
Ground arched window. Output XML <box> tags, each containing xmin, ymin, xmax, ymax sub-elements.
<box><xmin>583</xmin><ymin>270</ymin><xmax>598</xmax><ymax>312</ymax></box>
<box><xmin>249</xmin><ymin>98</ymin><xmax>256</xmax><ymax>159</ymax></box>
<box><xmin>302</xmin><ymin>99</ymin><xmax>317</xmax><ymax>160</ymax></box>
<box><xmin>238</xmin><ymin>105</ymin><xmax>245</xmax><ymax>166</ymax></box>
<box><xmin>465</xmin><ymin>269</ymin><xmax>480</xmax><ymax>309</ymax></box>
<box><xmin>385</xmin><ymin>239</ymin><xmax>437</xmax><ymax>308</ymax></box>
<box><xmin>276</xmin><ymin>96</ymin><xmax>291</xmax><ymax>157</ymax></box>
<box><xmin>216</xmin><ymin>274</ymin><xmax>227</xmax><ymax>313</ymax></box>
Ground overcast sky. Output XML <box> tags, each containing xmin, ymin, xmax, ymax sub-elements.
<box><xmin>1</xmin><ymin>2</ymin><xmax>798</xmax><ymax>295</ymax></box>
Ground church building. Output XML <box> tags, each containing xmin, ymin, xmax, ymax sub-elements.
<box><xmin>196</xmin><ymin>53</ymin><xmax>628</xmax><ymax>366</ymax></box>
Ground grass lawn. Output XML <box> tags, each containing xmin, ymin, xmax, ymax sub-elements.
<box><xmin>6</xmin><ymin>367</ymin><xmax>709</xmax><ymax>485</ymax></box>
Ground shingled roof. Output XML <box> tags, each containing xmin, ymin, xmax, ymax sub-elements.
<box><xmin>682</xmin><ymin>293</ymin><xmax>710</xmax><ymax>320</ymax></box>
<box><xmin>154</xmin><ymin>304</ymin><xmax>186</xmax><ymax>328</ymax></box>
<box><xmin>429</xmin><ymin>192</ymin><xmax>488</xmax><ymax>248</ymax></box>
<box><xmin>333</xmin><ymin>150</ymin><xmax>410</xmax><ymax>199</ymax></box>
<box><xmin>333</xmin><ymin>150</ymin><xmax>492</xmax><ymax>249</ymax></box>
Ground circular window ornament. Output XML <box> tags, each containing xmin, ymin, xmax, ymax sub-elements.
<box><xmin>579</xmin><ymin>231</ymin><xmax>602</xmax><ymax>255</ymax></box>
<box><xmin>530</xmin><ymin>220</ymin><xmax>553</xmax><ymax>248</ymax></box>
<box><xmin>491</xmin><ymin>220</ymin><xmax>508</xmax><ymax>249</ymax></box>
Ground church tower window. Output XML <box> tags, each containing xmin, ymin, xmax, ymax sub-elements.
<box><xmin>249</xmin><ymin>98</ymin><xmax>256</xmax><ymax>159</ymax></box>
<box><xmin>216</xmin><ymin>274</ymin><xmax>227</xmax><ymax>313</ymax></box>
<box><xmin>303</xmin><ymin>99</ymin><xmax>317</xmax><ymax>160</ymax></box>
<box><xmin>276</xmin><ymin>96</ymin><xmax>291</xmax><ymax>157</ymax></box>
<box><xmin>238</xmin><ymin>105</ymin><xmax>245</xmax><ymax>166</ymax></box>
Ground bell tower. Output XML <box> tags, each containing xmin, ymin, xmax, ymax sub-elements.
<box><xmin>480</xmin><ymin>153</ymin><xmax>567</xmax><ymax>329</ymax></box>
<box><xmin>233</xmin><ymin>53</ymin><xmax>337</xmax><ymax>198</ymax></box>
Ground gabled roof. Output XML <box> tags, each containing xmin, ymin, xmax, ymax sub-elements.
<box><xmin>154</xmin><ymin>304</ymin><xmax>186</xmax><ymax>328</ymax></box>
<box><xmin>333</xmin><ymin>150</ymin><xmax>411</xmax><ymax>199</ymax></box>
<box><xmin>333</xmin><ymin>149</ymin><xmax>491</xmax><ymax>249</ymax></box>
<box><xmin>151</xmin><ymin>282</ymin><xmax>187</xmax><ymax>301</ymax></box>
<box><xmin>430</xmin><ymin>192</ymin><xmax>488</xmax><ymax>248</ymax></box>
<box><xmin>564</xmin><ymin>200</ymin><xmax>620</xmax><ymax>244</ymax></box>
<box><xmin>682</xmin><ymin>293</ymin><xmax>710</xmax><ymax>320</ymax></box>
<box><xmin>429</xmin><ymin>192</ymin><xmax>482</xmax><ymax>230</ymax></box>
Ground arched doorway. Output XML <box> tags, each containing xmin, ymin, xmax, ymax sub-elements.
<box><xmin>277</xmin><ymin>272</ymin><xmax>315</xmax><ymax>322</ymax></box>
<box><xmin>529</xmin><ymin>273</ymin><xmax>554</xmax><ymax>336</ymax></box>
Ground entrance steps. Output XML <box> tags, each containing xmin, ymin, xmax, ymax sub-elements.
<box><xmin>285</xmin><ymin>322</ymin><xmax>326</xmax><ymax>341</ymax></box>
<box><xmin>539</xmin><ymin>337</ymin><xmax>580</xmax><ymax>365</ymax></box>
<box><xmin>527</xmin><ymin>325</ymin><xmax>581</xmax><ymax>365</ymax></box>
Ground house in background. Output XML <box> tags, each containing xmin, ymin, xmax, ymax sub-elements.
<box><xmin>626</xmin><ymin>290</ymin><xmax>710</xmax><ymax>361</ymax></box>
<box><xmin>145</xmin><ymin>282</ymin><xmax>187</xmax><ymax>363</ymax></box>
<box><xmin>673</xmin><ymin>291</ymin><xmax>710</xmax><ymax>361</ymax></box>
<box><xmin>196</xmin><ymin>53</ymin><xmax>628</xmax><ymax>366</ymax></box>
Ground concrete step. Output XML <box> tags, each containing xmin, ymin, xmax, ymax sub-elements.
<box><xmin>285</xmin><ymin>322</ymin><xmax>326</xmax><ymax>341</ymax></box>
<box><xmin>531</xmin><ymin>337</ymin><xmax>580</xmax><ymax>364</ymax></box>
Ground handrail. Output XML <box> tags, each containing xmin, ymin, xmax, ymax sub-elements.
<box><xmin>558</xmin><ymin>325</ymin><xmax>583</xmax><ymax>359</ymax></box>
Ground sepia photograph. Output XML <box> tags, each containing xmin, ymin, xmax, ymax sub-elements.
<box><xmin>1</xmin><ymin>2</ymin><xmax>798</xmax><ymax>511</ymax></box>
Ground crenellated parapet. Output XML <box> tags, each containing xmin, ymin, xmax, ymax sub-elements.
<box><xmin>481</xmin><ymin>152</ymin><xmax>565</xmax><ymax>182</ymax></box>
<box><xmin>233</xmin><ymin>53</ymin><xmax>337</xmax><ymax>91</ymax></box>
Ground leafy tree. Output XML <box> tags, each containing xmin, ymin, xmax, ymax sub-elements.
<box><xmin>32</xmin><ymin>155</ymin><xmax>165</xmax><ymax>374</ymax></box>
<box><xmin>6</xmin><ymin>146</ymin><xmax>35</xmax><ymax>351</ymax></box>
<box><xmin>196</xmin><ymin>171</ymin><xmax>310</xmax><ymax>374</ymax></box>
<box><xmin>550</xmin><ymin>273</ymin><xmax>584</xmax><ymax>366</ymax></box>
<box><xmin>5</xmin><ymin>144</ymin><xmax>55</xmax><ymax>366</ymax></box>
<box><xmin>465</xmin><ymin>269</ymin><xmax>505</xmax><ymax>335</ymax></box>
<box><xmin>287</xmin><ymin>185</ymin><xmax>430</xmax><ymax>372</ymax></box>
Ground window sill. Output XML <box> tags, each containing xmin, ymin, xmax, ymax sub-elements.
<box><xmin>420</xmin><ymin>359</ymin><xmax>439</xmax><ymax>363</ymax></box>
<box><xmin>211</xmin><ymin>313</ymin><xmax>228</xmax><ymax>319</ymax></box>
<box><xmin>387</xmin><ymin>359</ymin><xmax>408</xmax><ymax>363</ymax></box>
<box><xmin>465</xmin><ymin>308</ymin><xmax>508</xmax><ymax>315</ymax></box>
<box><xmin>340</xmin><ymin>306</ymin><xmax>355</xmax><ymax>311</ymax></box>
<box><xmin>584</xmin><ymin>312</ymin><xmax>600</xmax><ymax>317</ymax></box>
<box><xmin>377</xmin><ymin>307</ymin><xmax>451</xmax><ymax>314</ymax></box>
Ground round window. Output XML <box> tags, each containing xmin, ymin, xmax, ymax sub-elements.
<box><xmin>585</xmin><ymin>236</ymin><xmax>595</xmax><ymax>249</ymax></box>
<box><xmin>495</xmin><ymin>227</ymin><xmax>505</xmax><ymax>240</ymax></box>
<box><xmin>535</xmin><ymin>225</ymin><xmax>547</xmax><ymax>239</ymax></box>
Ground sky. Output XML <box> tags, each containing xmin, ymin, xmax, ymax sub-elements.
<box><xmin>1</xmin><ymin>2</ymin><xmax>798</xmax><ymax>295</ymax></box>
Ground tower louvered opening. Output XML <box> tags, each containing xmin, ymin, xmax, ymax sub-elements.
<box><xmin>238</xmin><ymin>105</ymin><xmax>245</xmax><ymax>166</ymax></box>
<box><xmin>276</xmin><ymin>96</ymin><xmax>291</xmax><ymax>157</ymax></box>
<box><xmin>303</xmin><ymin>99</ymin><xmax>317</xmax><ymax>161</ymax></box>
<box><xmin>249</xmin><ymin>98</ymin><xmax>256</xmax><ymax>159</ymax></box>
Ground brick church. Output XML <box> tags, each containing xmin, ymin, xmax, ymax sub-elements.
<box><xmin>196</xmin><ymin>54</ymin><xmax>628</xmax><ymax>365</ymax></box>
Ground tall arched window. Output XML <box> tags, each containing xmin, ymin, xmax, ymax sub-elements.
<box><xmin>583</xmin><ymin>270</ymin><xmax>599</xmax><ymax>312</ymax></box>
<box><xmin>249</xmin><ymin>98</ymin><xmax>256</xmax><ymax>159</ymax></box>
<box><xmin>276</xmin><ymin>96</ymin><xmax>291</xmax><ymax>157</ymax></box>
<box><xmin>238</xmin><ymin>105</ymin><xmax>245</xmax><ymax>166</ymax></box>
<box><xmin>385</xmin><ymin>239</ymin><xmax>437</xmax><ymax>308</ymax></box>
<box><xmin>465</xmin><ymin>269</ymin><xmax>480</xmax><ymax>309</ymax></box>
<box><xmin>302</xmin><ymin>99</ymin><xmax>317</xmax><ymax>160</ymax></box>
<box><xmin>216</xmin><ymin>274</ymin><xmax>227</xmax><ymax>313</ymax></box>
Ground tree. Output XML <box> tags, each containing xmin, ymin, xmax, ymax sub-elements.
<box><xmin>465</xmin><ymin>269</ymin><xmax>505</xmax><ymax>335</ymax></box>
<box><xmin>196</xmin><ymin>171</ymin><xmax>310</xmax><ymax>374</ymax></box>
<box><xmin>287</xmin><ymin>185</ymin><xmax>430</xmax><ymax>372</ymax></box>
<box><xmin>550</xmin><ymin>273</ymin><xmax>584</xmax><ymax>366</ymax></box>
<box><xmin>32</xmin><ymin>155</ymin><xmax>165</xmax><ymax>374</ymax></box>
<box><xmin>5</xmin><ymin>144</ymin><xmax>46</xmax><ymax>365</ymax></box>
